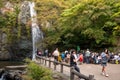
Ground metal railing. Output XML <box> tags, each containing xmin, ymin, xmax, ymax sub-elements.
<box><xmin>36</xmin><ymin>55</ymin><xmax>95</xmax><ymax>80</ymax></box>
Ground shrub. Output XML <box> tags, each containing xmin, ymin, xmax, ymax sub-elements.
<box><xmin>27</xmin><ymin>62</ymin><xmax>53</xmax><ymax>80</ymax></box>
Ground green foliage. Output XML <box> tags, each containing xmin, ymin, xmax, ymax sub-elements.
<box><xmin>35</xmin><ymin>0</ymin><xmax>67</xmax><ymax>23</ymax></box>
<box><xmin>34</xmin><ymin>0</ymin><xmax>120</xmax><ymax>49</ymax></box>
<box><xmin>2</xmin><ymin>8</ymin><xmax>20</xmax><ymax>43</ymax></box>
<box><xmin>24</xmin><ymin>58</ymin><xmax>32</xmax><ymax>63</ymax></box>
<box><xmin>34</xmin><ymin>0</ymin><xmax>70</xmax><ymax>48</ymax></box>
<box><xmin>0</xmin><ymin>0</ymin><xmax>120</xmax><ymax>51</ymax></box>
<box><xmin>0</xmin><ymin>1</ymin><xmax>32</xmax><ymax>59</ymax></box>
<box><xmin>113</xmin><ymin>26</ymin><xmax>120</xmax><ymax>36</ymax></box>
<box><xmin>27</xmin><ymin>62</ymin><xmax>53</xmax><ymax>80</ymax></box>
<box><xmin>56</xmin><ymin>0</ymin><xmax>120</xmax><ymax>49</ymax></box>
<box><xmin>0</xmin><ymin>16</ymin><xmax>6</xmax><ymax>28</ymax></box>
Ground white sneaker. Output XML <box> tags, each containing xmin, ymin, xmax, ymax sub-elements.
<box><xmin>105</xmin><ymin>74</ymin><xmax>109</xmax><ymax>77</ymax></box>
<box><xmin>102</xmin><ymin>72</ymin><xmax>105</xmax><ymax>75</ymax></box>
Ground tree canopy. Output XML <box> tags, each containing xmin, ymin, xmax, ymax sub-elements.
<box><xmin>0</xmin><ymin>0</ymin><xmax>120</xmax><ymax>52</ymax></box>
<box><xmin>40</xmin><ymin>0</ymin><xmax>120</xmax><ymax>50</ymax></box>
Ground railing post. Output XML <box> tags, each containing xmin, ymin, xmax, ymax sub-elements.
<box><xmin>42</xmin><ymin>58</ymin><xmax>44</xmax><ymax>64</ymax></box>
<box><xmin>43</xmin><ymin>58</ymin><xmax>45</xmax><ymax>65</ymax></box>
<box><xmin>49</xmin><ymin>58</ymin><xmax>51</xmax><ymax>68</ymax></box>
<box><xmin>45</xmin><ymin>59</ymin><xmax>47</xmax><ymax>66</ymax></box>
<box><xmin>60</xmin><ymin>63</ymin><xmax>63</xmax><ymax>73</ymax></box>
<box><xmin>89</xmin><ymin>75</ymin><xmax>94</xmax><ymax>80</ymax></box>
<box><xmin>40</xmin><ymin>58</ymin><xmax>41</xmax><ymax>64</ymax></box>
<box><xmin>39</xmin><ymin>59</ymin><xmax>41</xmax><ymax>63</ymax></box>
<box><xmin>38</xmin><ymin>58</ymin><xmax>40</xmax><ymax>64</ymax></box>
<box><xmin>41</xmin><ymin>58</ymin><xmax>43</xmax><ymax>64</ymax></box>
<box><xmin>70</xmin><ymin>67</ymin><xmax>74</xmax><ymax>80</ymax></box>
<box><xmin>54</xmin><ymin>63</ymin><xmax>56</xmax><ymax>70</ymax></box>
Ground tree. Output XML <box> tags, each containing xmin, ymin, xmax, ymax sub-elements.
<box><xmin>58</xmin><ymin>0</ymin><xmax>120</xmax><ymax>49</ymax></box>
<box><xmin>34</xmin><ymin>0</ymin><xmax>70</xmax><ymax>49</ymax></box>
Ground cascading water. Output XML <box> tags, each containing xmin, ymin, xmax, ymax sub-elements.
<box><xmin>29</xmin><ymin>2</ymin><xmax>43</xmax><ymax>60</ymax></box>
<box><xmin>0</xmin><ymin>73</ymin><xmax>5</xmax><ymax>80</ymax></box>
<box><xmin>0</xmin><ymin>75</ymin><xmax>4</xmax><ymax>80</ymax></box>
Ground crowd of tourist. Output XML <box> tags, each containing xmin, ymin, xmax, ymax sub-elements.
<box><xmin>37</xmin><ymin>48</ymin><xmax>120</xmax><ymax>78</ymax></box>
<box><xmin>37</xmin><ymin>48</ymin><xmax>120</xmax><ymax>64</ymax></box>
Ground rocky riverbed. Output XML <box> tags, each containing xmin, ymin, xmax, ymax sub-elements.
<box><xmin>0</xmin><ymin>65</ymin><xmax>27</xmax><ymax>80</ymax></box>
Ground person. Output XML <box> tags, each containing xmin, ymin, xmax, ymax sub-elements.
<box><xmin>113</xmin><ymin>53</ymin><xmax>120</xmax><ymax>64</ymax></box>
<box><xmin>37</xmin><ymin>50</ymin><xmax>42</xmax><ymax>56</ymax></box>
<box><xmin>101</xmin><ymin>48</ymin><xmax>109</xmax><ymax>77</ymax></box>
<box><xmin>44</xmin><ymin>49</ymin><xmax>48</xmax><ymax>57</ymax></box>
<box><xmin>65</xmin><ymin>53</ymin><xmax>70</xmax><ymax>63</ymax></box>
<box><xmin>118</xmin><ymin>54</ymin><xmax>120</xmax><ymax>64</ymax></box>
<box><xmin>65</xmin><ymin>50</ymin><xmax>68</xmax><ymax>55</ymax></box>
<box><xmin>70</xmin><ymin>49</ymin><xmax>81</xmax><ymax>79</ymax></box>
<box><xmin>61</xmin><ymin>52</ymin><xmax>65</xmax><ymax>62</ymax></box>
<box><xmin>52</xmin><ymin>48</ymin><xmax>60</xmax><ymax>62</ymax></box>
<box><xmin>78</xmin><ymin>52</ymin><xmax>83</xmax><ymax>64</ymax></box>
<box><xmin>85</xmin><ymin>49</ymin><xmax>91</xmax><ymax>64</ymax></box>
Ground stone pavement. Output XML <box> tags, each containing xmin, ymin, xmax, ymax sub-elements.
<box><xmin>54</xmin><ymin>63</ymin><xmax>120</xmax><ymax>80</ymax></box>
<box><xmin>79</xmin><ymin>63</ymin><xmax>120</xmax><ymax>80</ymax></box>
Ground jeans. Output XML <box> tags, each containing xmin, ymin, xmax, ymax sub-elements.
<box><xmin>86</xmin><ymin>56</ymin><xmax>90</xmax><ymax>64</ymax></box>
<box><xmin>73</xmin><ymin>65</ymin><xmax>80</xmax><ymax>73</ymax></box>
<box><xmin>73</xmin><ymin>64</ymin><xmax>81</xmax><ymax>79</ymax></box>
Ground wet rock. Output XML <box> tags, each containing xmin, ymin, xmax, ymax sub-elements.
<box><xmin>0</xmin><ymin>1</ymin><xmax>32</xmax><ymax>61</ymax></box>
<box><xmin>0</xmin><ymin>69</ymin><xmax>5</xmax><ymax>78</ymax></box>
<box><xmin>0</xmin><ymin>51</ymin><xmax>11</xmax><ymax>60</ymax></box>
<box><xmin>0</xmin><ymin>70</ymin><xmax>24</xmax><ymax>80</ymax></box>
<box><xmin>0</xmin><ymin>65</ymin><xmax>26</xmax><ymax>80</ymax></box>
<box><xmin>0</xmin><ymin>32</ymin><xmax>11</xmax><ymax>60</ymax></box>
<box><xmin>4</xmin><ymin>71</ymin><xmax>22</xmax><ymax>80</ymax></box>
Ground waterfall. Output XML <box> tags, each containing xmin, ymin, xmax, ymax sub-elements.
<box><xmin>0</xmin><ymin>73</ymin><xmax>5</xmax><ymax>80</ymax></box>
<box><xmin>29</xmin><ymin>2</ymin><xmax>43</xmax><ymax>60</ymax></box>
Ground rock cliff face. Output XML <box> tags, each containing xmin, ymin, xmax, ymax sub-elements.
<box><xmin>0</xmin><ymin>1</ymin><xmax>33</xmax><ymax>60</ymax></box>
<box><xmin>0</xmin><ymin>2</ymin><xmax>14</xmax><ymax>60</ymax></box>
<box><xmin>0</xmin><ymin>25</ymin><xmax>11</xmax><ymax>60</ymax></box>
<box><xmin>19</xmin><ymin>1</ymin><xmax>31</xmax><ymax>24</ymax></box>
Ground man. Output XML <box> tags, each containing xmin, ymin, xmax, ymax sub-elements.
<box><xmin>70</xmin><ymin>49</ymin><xmax>80</xmax><ymax>74</ymax></box>
<box><xmin>53</xmin><ymin>48</ymin><xmax>60</xmax><ymax>62</ymax></box>
<box><xmin>85</xmin><ymin>49</ymin><xmax>91</xmax><ymax>64</ymax></box>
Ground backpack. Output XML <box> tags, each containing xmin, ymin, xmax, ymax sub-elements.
<box><xmin>101</xmin><ymin>56</ymin><xmax>107</xmax><ymax>64</ymax></box>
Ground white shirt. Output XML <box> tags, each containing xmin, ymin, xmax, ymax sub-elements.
<box><xmin>53</xmin><ymin>50</ymin><xmax>59</xmax><ymax>56</ymax></box>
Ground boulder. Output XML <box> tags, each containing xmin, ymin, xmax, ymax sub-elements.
<box><xmin>0</xmin><ymin>66</ymin><xmax>26</xmax><ymax>80</ymax></box>
<box><xmin>0</xmin><ymin>51</ymin><xmax>11</xmax><ymax>60</ymax></box>
<box><xmin>0</xmin><ymin>69</ymin><xmax>5</xmax><ymax>78</ymax></box>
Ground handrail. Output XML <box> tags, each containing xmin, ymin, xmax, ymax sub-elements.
<box><xmin>35</xmin><ymin>55</ymin><xmax>95</xmax><ymax>80</ymax></box>
<box><xmin>70</xmin><ymin>67</ymin><xmax>95</xmax><ymax>80</ymax></box>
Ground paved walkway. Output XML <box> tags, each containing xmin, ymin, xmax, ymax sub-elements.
<box><xmin>36</xmin><ymin>57</ymin><xmax>120</xmax><ymax>80</ymax></box>
<box><xmin>54</xmin><ymin>63</ymin><xmax>120</xmax><ymax>80</ymax></box>
<box><xmin>79</xmin><ymin>63</ymin><xmax>120</xmax><ymax>80</ymax></box>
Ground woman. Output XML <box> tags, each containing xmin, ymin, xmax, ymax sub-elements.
<box><xmin>101</xmin><ymin>48</ymin><xmax>109</xmax><ymax>77</ymax></box>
